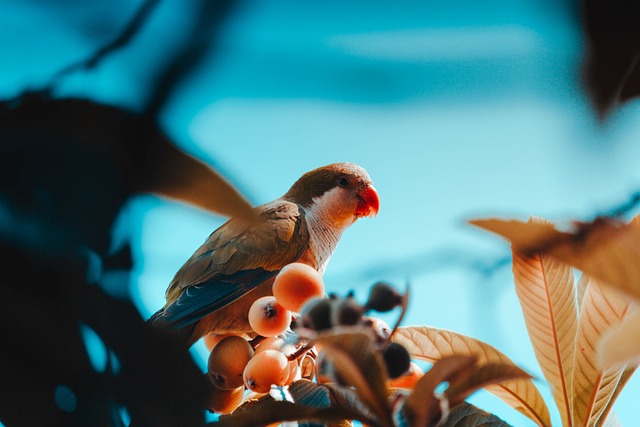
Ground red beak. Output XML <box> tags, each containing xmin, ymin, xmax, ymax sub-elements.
<box><xmin>356</xmin><ymin>185</ymin><xmax>380</xmax><ymax>218</ymax></box>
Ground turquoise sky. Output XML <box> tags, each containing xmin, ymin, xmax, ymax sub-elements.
<box><xmin>4</xmin><ymin>1</ymin><xmax>640</xmax><ymax>425</ymax></box>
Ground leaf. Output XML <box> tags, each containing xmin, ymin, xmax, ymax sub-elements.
<box><xmin>577</xmin><ymin>273</ymin><xmax>589</xmax><ymax>313</ymax></box>
<box><xmin>445</xmin><ymin>363</ymin><xmax>533</xmax><ymax>406</ymax></box>
<box><xmin>573</xmin><ymin>278</ymin><xmax>629</xmax><ymax>427</ymax></box>
<box><xmin>510</xmin><ymin>218</ymin><xmax>578</xmax><ymax>426</ymax></box>
<box><xmin>314</xmin><ymin>329</ymin><xmax>394</xmax><ymax>426</ymax></box>
<box><xmin>598</xmin><ymin>308</ymin><xmax>640</xmax><ymax>368</ymax></box>
<box><xmin>288</xmin><ymin>381</ymin><xmax>352</xmax><ymax>427</ymax></box>
<box><xmin>403</xmin><ymin>355</ymin><xmax>477</xmax><ymax>427</ymax></box>
<box><xmin>470</xmin><ymin>216</ymin><xmax>640</xmax><ymax>302</ymax></box>
<box><xmin>216</xmin><ymin>400</ymin><xmax>358</xmax><ymax>427</ymax></box>
<box><xmin>580</xmin><ymin>1</ymin><xmax>640</xmax><ymax>117</ymax></box>
<box><xmin>289</xmin><ymin>379</ymin><xmax>332</xmax><ymax>408</ymax></box>
<box><xmin>393</xmin><ymin>326</ymin><xmax>551</xmax><ymax>427</ymax></box>
<box><xmin>441</xmin><ymin>401</ymin><xmax>514</xmax><ymax>427</ymax></box>
<box><xmin>601</xmin><ymin>411</ymin><xmax>622</xmax><ymax>427</ymax></box>
<box><xmin>599</xmin><ymin>368</ymin><xmax>637</xmax><ymax>427</ymax></box>
<box><xmin>324</xmin><ymin>383</ymin><xmax>379</xmax><ymax>426</ymax></box>
<box><xmin>137</xmin><ymin>134</ymin><xmax>257</xmax><ymax>223</ymax></box>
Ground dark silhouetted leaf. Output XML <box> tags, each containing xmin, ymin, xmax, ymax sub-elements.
<box><xmin>580</xmin><ymin>1</ymin><xmax>640</xmax><ymax>117</ymax></box>
<box><xmin>315</xmin><ymin>329</ymin><xmax>394</xmax><ymax>426</ymax></box>
<box><xmin>215</xmin><ymin>400</ymin><xmax>358</xmax><ymax>427</ymax></box>
<box><xmin>445</xmin><ymin>363</ymin><xmax>532</xmax><ymax>406</ymax></box>
<box><xmin>289</xmin><ymin>379</ymin><xmax>332</xmax><ymax>408</ymax></box>
<box><xmin>403</xmin><ymin>355</ymin><xmax>477</xmax><ymax>427</ymax></box>
<box><xmin>441</xmin><ymin>402</ymin><xmax>513</xmax><ymax>427</ymax></box>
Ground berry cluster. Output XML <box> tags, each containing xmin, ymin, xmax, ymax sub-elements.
<box><xmin>203</xmin><ymin>263</ymin><xmax>423</xmax><ymax>415</ymax></box>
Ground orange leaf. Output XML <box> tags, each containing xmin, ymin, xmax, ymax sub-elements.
<box><xmin>394</xmin><ymin>326</ymin><xmax>551</xmax><ymax>426</ymax></box>
<box><xmin>470</xmin><ymin>216</ymin><xmax>640</xmax><ymax>302</ymax></box>
<box><xmin>511</xmin><ymin>217</ymin><xmax>578</xmax><ymax>426</ymax></box>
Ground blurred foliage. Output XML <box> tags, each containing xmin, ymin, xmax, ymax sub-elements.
<box><xmin>2</xmin><ymin>0</ymin><xmax>640</xmax><ymax>426</ymax></box>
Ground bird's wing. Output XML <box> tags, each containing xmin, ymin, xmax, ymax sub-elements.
<box><xmin>160</xmin><ymin>200</ymin><xmax>309</xmax><ymax>328</ymax></box>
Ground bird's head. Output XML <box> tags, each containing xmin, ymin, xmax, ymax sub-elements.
<box><xmin>283</xmin><ymin>162</ymin><xmax>379</xmax><ymax>227</ymax></box>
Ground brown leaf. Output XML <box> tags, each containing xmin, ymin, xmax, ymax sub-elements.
<box><xmin>470</xmin><ymin>216</ymin><xmax>640</xmax><ymax>302</ymax></box>
<box><xmin>445</xmin><ymin>363</ymin><xmax>533</xmax><ymax>406</ymax></box>
<box><xmin>403</xmin><ymin>355</ymin><xmax>477</xmax><ymax>427</ymax></box>
<box><xmin>598</xmin><ymin>309</ymin><xmax>640</xmax><ymax>368</ymax></box>
<box><xmin>580</xmin><ymin>0</ymin><xmax>640</xmax><ymax>117</ymax></box>
<box><xmin>510</xmin><ymin>217</ymin><xmax>578</xmax><ymax>426</ymax></box>
<box><xmin>573</xmin><ymin>277</ymin><xmax>629</xmax><ymax>427</ymax></box>
<box><xmin>394</xmin><ymin>326</ymin><xmax>551</xmax><ymax>426</ymax></box>
<box><xmin>315</xmin><ymin>329</ymin><xmax>394</xmax><ymax>426</ymax></box>
<box><xmin>216</xmin><ymin>400</ymin><xmax>357</xmax><ymax>427</ymax></box>
<box><xmin>289</xmin><ymin>379</ymin><xmax>332</xmax><ymax>408</ymax></box>
<box><xmin>288</xmin><ymin>381</ymin><xmax>354</xmax><ymax>427</ymax></box>
<box><xmin>441</xmin><ymin>402</ymin><xmax>514</xmax><ymax>427</ymax></box>
<box><xmin>136</xmin><ymin>136</ymin><xmax>257</xmax><ymax>223</ymax></box>
<box><xmin>324</xmin><ymin>383</ymin><xmax>380</xmax><ymax>426</ymax></box>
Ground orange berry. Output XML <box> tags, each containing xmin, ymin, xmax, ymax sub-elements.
<box><xmin>254</xmin><ymin>337</ymin><xmax>295</xmax><ymax>356</ymax></box>
<box><xmin>206</xmin><ymin>382</ymin><xmax>244</xmax><ymax>414</ymax></box>
<box><xmin>387</xmin><ymin>362</ymin><xmax>424</xmax><ymax>389</ymax></box>
<box><xmin>204</xmin><ymin>333</ymin><xmax>231</xmax><ymax>351</ymax></box>
<box><xmin>273</xmin><ymin>263</ymin><xmax>325</xmax><ymax>312</ymax></box>
<box><xmin>208</xmin><ymin>336</ymin><xmax>254</xmax><ymax>390</ymax></box>
<box><xmin>248</xmin><ymin>296</ymin><xmax>292</xmax><ymax>337</ymax></box>
<box><xmin>243</xmin><ymin>350</ymin><xmax>289</xmax><ymax>393</ymax></box>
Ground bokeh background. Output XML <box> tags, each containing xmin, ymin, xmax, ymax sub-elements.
<box><xmin>3</xmin><ymin>0</ymin><xmax>640</xmax><ymax>425</ymax></box>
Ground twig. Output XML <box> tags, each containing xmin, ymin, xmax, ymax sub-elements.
<box><xmin>51</xmin><ymin>0</ymin><xmax>161</xmax><ymax>83</ymax></box>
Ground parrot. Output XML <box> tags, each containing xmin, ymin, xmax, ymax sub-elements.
<box><xmin>150</xmin><ymin>162</ymin><xmax>379</xmax><ymax>346</ymax></box>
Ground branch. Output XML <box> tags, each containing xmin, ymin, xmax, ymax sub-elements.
<box><xmin>142</xmin><ymin>0</ymin><xmax>236</xmax><ymax>117</ymax></box>
<box><xmin>52</xmin><ymin>0</ymin><xmax>161</xmax><ymax>82</ymax></box>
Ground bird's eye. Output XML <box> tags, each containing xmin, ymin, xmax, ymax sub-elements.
<box><xmin>337</xmin><ymin>176</ymin><xmax>350</xmax><ymax>188</ymax></box>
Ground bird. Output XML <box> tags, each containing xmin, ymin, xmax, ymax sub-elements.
<box><xmin>150</xmin><ymin>162</ymin><xmax>379</xmax><ymax>346</ymax></box>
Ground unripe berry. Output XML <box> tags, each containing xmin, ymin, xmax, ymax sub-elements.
<box><xmin>383</xmin><ymin>342</ymin><xmax>411</xmax><ymax>379</ymax></box>
<box><xmin>365</xmin><ymin>281</ymin><xmax>402</xmax><ymax>312</ymax></box>
<box><xmin>387</xmin><ymin>361</ymin><xmax>424</xmax><ymax>389</ymax></box>
<box><xmin>299</xmin><ymin>297</ymin><xmax>333</xmax><ymax>331</ymax></box>
<box><xmin>331</xmin><ymin>296</ymin><xmax>364</xmax><ymax>326</ymax></box>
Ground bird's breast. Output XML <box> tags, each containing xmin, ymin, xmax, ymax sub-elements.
<box><xmin>301</xmin><ymin>211</ymin><xmax>343</xmax><ymax>275</ymax></box>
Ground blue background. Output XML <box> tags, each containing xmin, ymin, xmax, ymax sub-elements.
<box><xmin>4</xmin><ymin>1</ymin><xmax>640</xmax><ymax>425</ymax></box>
